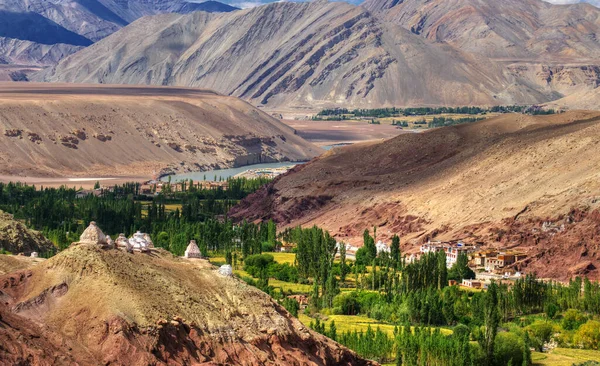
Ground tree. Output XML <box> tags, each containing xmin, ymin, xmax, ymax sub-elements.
<box><xmin>480</xmin><ymin>282</ymin><xmax>500</xmax><ymax>365</ymax></box>
<box><xmin>562</xmin><ymin>309</ymin><xmax>587</xmax><ymax>331</ymax></box>
<box><xmin>363</xmin><ymin>229</ymin><xmax>377</xmax><ymax>262</ymax></box>
<box><xmin>340</xmin><ymin>242</ymin><xmax>348</xmax><ymax>282</ymax></box>
<box><xmin>329</xmin><ymin>320</ymin><xmax>337</xmax><ymax>341</ymax></box>
<box><xmin>93</xmin><ymin>181</ymin><xmax>100</xmax><ymax>190</ymax></box>
<box><xmin>390</xmin><ymin>235</ymin><xmax>401</xmax><ymax>270</ymax></box>
<box><xmin>282</xmin><ymin>297</ymin><xmax>299</xmax><ymax>317</ymax></box>
<box><xmin>437</xmin><ymin>250</ymin><xmax>448</xmax><ymax>290</ymax></box>
<box><xmin>574</xmin><ymin>320</ymin><xmax>600</xmax><ymax>350</ymax></box>
<box><xmin>545</xmin><ymin>302</ymin><xmax>559</xmax><ymax>320</ymax></box>
<box><xmin>494</xmin><ymin>332</ymin><xmax>524</xmax><ymax>366</ymax></box>
<box><xmin>527</xmin><ymin>321</ymin><xmax>554</xmax><ymax>352</ymax></box>
<box><xmin>523</xmin><ymin>331</ymin><xmax>532</xmax><ymax>366</ymax></box>
<box><xmin>449</xmin><ymin>252</ymin><xmax>475</xmax><ymax>281</ymax></box>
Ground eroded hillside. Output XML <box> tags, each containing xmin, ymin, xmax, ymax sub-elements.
<box><xmin>0</xmin><ymin>83</ymin><xmax>320</xmax><ymax>178</ymax></box>
<box><xmin>38</xmin><ymin>1</ymin><xmax>568</xmax><ymax>109</ymax></box>
<box><xmin>231</xmin><ymin>111</ymin><xmax>600</xmax><ymax>280</ymax></box>
<box><xmin>0</xmin><ymin>244</ymin><xmax>373</xmax><ymax>365</ymax></box>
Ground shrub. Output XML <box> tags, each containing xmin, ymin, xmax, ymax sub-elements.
<box><xmin>562</xmin><ymin>309</ymin><xmax>588</xmax><ymax>331</ymax></box>
<box><xmin>574</xmin><ymin>320</ymin><xmax>600</xmax><ymax>350</ymax></box>
<box><xmin>282</xmin><ymin>297</ymin><xmax>300</xmax><ymax>317</ymax></box>
<box><xmin>493</xmin><ymin>332</ymin><xmax>525</xmax><ymax>366</ymax></box>
<box><xmin>333</xmin><ymin>292</ymin><xmax>361</xmax><ymax>315</ymax></box>
<box><xmin>527</xmin><ymin>321</ymin><xmax>555</xmax><ymax>352</ymax></box>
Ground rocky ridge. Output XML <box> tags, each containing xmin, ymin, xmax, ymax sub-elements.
<box><xmin>230</xmin><ymin>111</ymin><xmax>600</xmax><ymax>280</ymax></box>
<box><xmin>0</xmin><ymin>83</ymin><xmax>320</xmax><ymax>177</ymax></box>
<box><xmin>0</xmin><ymin>210</ymin><xmax>54</xmax><ymax>256</ymax></box>
<box><xmin>37</xmin><ymin>0</ymin><xmax>600</xmax><ymax>109</ymax></box>
<box><xmin>0</xmin><ymin>243</ymin><xmax>374</xmax><ymax>365</ymax></box>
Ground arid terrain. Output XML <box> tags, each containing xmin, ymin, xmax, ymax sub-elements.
<box><xmin>231</xmin><ymin>111</ymin><xmax>600</xmax><ymax>280</ymax></box>
<box><xmin>37</xmin><ymin>1</ymin><xmax>571</xmax><ymax>109</ymax></box>
<box><xmin>0</xmin><ymin>83</ymin><xmax>320</xmax><ymax>179</ymax></box>
<box><xmin>0</xmin><ymin>244</ymin><xmax>373</xmax><ymax>365</ymax></box>
<box><xmin>284</xmin><ymin>120</ymin><xmax>408</xmax><ymax>147</ymax></box>
<box><xmin>33</xmin><ymin>0</ymin><xmax>600</xmax><ymax>110</ymax></box>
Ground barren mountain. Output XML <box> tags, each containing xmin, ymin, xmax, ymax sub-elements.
<box><xmin>362</xmin><ymin>0</ymin><xmax>600</xmax><ymax>61</ymax></box>
<box><xmin>0</xmin><ymin>0</ymin><xmax>238</xmax><ymax>68</ymax></box>
<box><xmin>0</xmin><ymin>83</ymin><xmax>320</xmax><ymax>178</ymax></box>
<box><xmin>0</xmin><ymin>243</ymin><xmax>373</xmax><ymax>365</ymax></box>
<box><xmin>40</xmin><ymin>1</ymin><xmax>574</xmax><ymax>109</ymax></box>
<box><xmin>361</xmin><ymin>0</ymin><xmax>600</xmax><ymax>100</ymax></box>
<box><xmin>0</xmin><ymin>0</ymin><xmax>239</xmax><ymax>42</ymax></box>
<box><xmin>231</xmin><ymin>111</ymin><xmax>600</xmax><ymax>280</ymax></box>
<box><xmin>544</xmin><ymin>88</ymin><xmax>600</xmax><ymax>110</ymax></box>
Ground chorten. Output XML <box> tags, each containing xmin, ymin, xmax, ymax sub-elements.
<box><xmin>115</xmin><ymin>233</ymin><xmax>132</xmax><ymax>252</ymax></box>
<box><xmin>184</xmin><ymin>240</ymin><xmax>202</xmax><ymax>259</ymax></box>
<box><xmin>129</xmin><ymin>231</ymin><xmax>151</xmax><ymax>252</ymax></box>
<box><xmin>77</xmin><ymin>222</ymin><xmax>108</xmax><ymax>247</ymax></box>
<box><xmin>143</xmin><ymin>233</ymin><xmax>154</xmax><ymax>248</ymax></box>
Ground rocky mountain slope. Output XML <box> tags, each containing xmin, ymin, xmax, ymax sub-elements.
<box><xmin>0</xmin><ymin>210</ymin><xmax>54</xmax><ymax>255</ymax></box>
<box><xmin>362</xmin><ymin>0</ymin><xmax>600</xmax><ymax>61</ymax></box>
<box><xmin>0</xmin><ymin>0</ymin><xmax>238</xmax><ymax>70</ymax></box>
<box><xmin>0</xmin><ymin>83</ymin><xmax>320</xmax><ymax>178</ymax></box>
<box><xmin>39</xmin><ymin>1</ymin><xmax>571</xmax><ymax>109</ymax></box>
<box><xmin>231</xmin><ymin>111</ymin><xmax>600</xmax><ymax>280</ymax></box>
<box><xmin>361</xmin><ymin>0</ymin><xmax>600</xmax><ymax>102</ymax></box>
<box><xmin>38</xmin><ymin>0</ymin><xmax>600</xmax><ymax>109</ymax></box>
<box><xmin>0</xmin><ymin>243</ymin><xmax>373</xmax><ymax>365</ymax></box>
<box><xmin>544</xmin><ymin>88</ymin><xmax>600</xmax><ymax>111</ymax></box>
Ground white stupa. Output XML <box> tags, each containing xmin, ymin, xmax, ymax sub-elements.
<box><xmin>218</xmin><ymin>264</ymin><xmax>233</xmax><ymax>276</ymax></box>
<box><xmin>143</xmin><ymin>233</ymin><xmax>154</xmax><ymax>248</ymax></box>
<box><xmin>116</xmin><ymin>233</ymin><xmax>132</xmax><ymax>252</ymax></box>
<box><xmin>129</xmin><ymin>231</ymin><xmax>151</xmax><ymax>252</ymax></box>
<box><xmin>30</xmin><ymin>252</ymin><xmax>38</xmax><ymax>258</ymax></box>
<box><xmin>106</xmin><ymin>235</ymin><xmax>114</xmax><ymax>249</ymax></box>
<box><xmin>78</xmin><ymin>222</ymin><xmax>108</xmax><ymax>246</ymax></box>
<box><xmin>184</xmin><ymin>240</ymin><xmax>202</xmax><ymax>259</ymax></box>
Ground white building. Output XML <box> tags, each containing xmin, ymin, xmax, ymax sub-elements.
<box><xmin>376</xmin><ymin>240</ymin><xmax>390</xmax><ymax>254</ymax></box>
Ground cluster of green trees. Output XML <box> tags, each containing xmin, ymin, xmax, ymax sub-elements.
<box><xmin>313</xmin><ymin>105</ymin><xmax>556</xmax><ymax>120</ymax></box>
<box><xmin>315</xmin><ymin>105</ymin><xmax>553</xmax><ymax>119</ymax></box>
<box><xmin>0</xmin><ymin>179</ymin><xmax>274</xmax><ymax>257</ymax></box>
<box><xmin>283</xmin><ymin>226</ymin><xmax>340</xmax><ymax>309</ymax></box>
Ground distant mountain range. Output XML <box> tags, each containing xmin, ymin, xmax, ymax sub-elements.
<box><xmin>0</xmin><ymin>0</ymin><xmax>239</xmax><ymax>70</ymax></box>
<box><xmin>37</xmin><ymin>0</ymin><xmax>600</xmax><ymax>109</ymax></box>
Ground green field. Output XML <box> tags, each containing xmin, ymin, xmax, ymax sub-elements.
<box><xmin>533</xmin><ymin>348</ymin><xmax>600</xmax><ymax>365</ymax></box>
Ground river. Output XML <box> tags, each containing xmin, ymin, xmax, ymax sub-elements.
<box><xmin>162</xmin><ymin>161</ymin><xmax>305</xmax><ymax>182</ymax></box>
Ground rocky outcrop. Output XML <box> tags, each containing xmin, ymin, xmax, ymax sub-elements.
<box><xmin>0</xmin><ymin>83</ymin><xmax>320</xmax><ymax>177</ymax></box>
<box><xmin>0</xmin><ymin>244</ymin><xmax>374</xmax><ymax>365</ymax></box>
<box><xmin>37</xmin><ymin>1</ymin><xmax>560</xmax><ymax>109</ymax></box>
<box><xmin>230</xmin><ymin>111</ymin><xmax>600</xmax><ymax>280</ymax></box>
<box><xmin>0</xmin><ymin>210</ymin><xmax>54</xmax><ymax>255</ymax></box>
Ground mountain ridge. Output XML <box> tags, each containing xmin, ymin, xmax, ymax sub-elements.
<box><xmin>230</xmin><ymin>110</ymin><xmax>600</xmax><ymax>280</ymax></box>
<box><xmin>35</xmin><ymin>0</ymin><xmax>600</xmax><ymax>109</ymax></box>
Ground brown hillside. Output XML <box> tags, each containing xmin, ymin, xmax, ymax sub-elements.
<box><xmin>0</xmin><ymin>244</ymin><xmax>374</xmax><ymax>365</ymax></box>
<box><xmin>0</xmin><ymin>83</ymin><xmax>320</xmax><ymax>178</ymax></box>
<box><xmin>37</xmin><ymin>1</ymin><xmax>565</xmax><ymax>109</ymax></box>
<box><xmin>231</xmin><ymin>111</ymin><xmax>600</xmax><ymax>280</ymax></box>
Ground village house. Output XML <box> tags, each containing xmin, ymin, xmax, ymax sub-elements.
<box><xmin>279</xmin><ymin>243</ymin><xmax>295</xmax><ymax>253</ymax></box>
<box><xmin>420</xmin><ymin>241</ymin><xmax>477</xmax><ymax>268</ymax></box>
<box><xmin>461</xmin><ymin>279</ymin><xmax>487</xmax><ymax>289</ymax></box>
